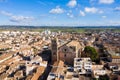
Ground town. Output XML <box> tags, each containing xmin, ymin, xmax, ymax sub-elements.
<box><xmin>0</xmin><ymin>29</ymin><xmax>120</xmax><ymax>80</ymax></box>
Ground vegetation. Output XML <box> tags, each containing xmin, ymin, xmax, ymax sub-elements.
<box><xmin>0</xmin><ymin>26</ymin><xmax>120</xmax><ymax>33</ymax></box>
<box><xmin>83</xmin><ymin>46</ymin><xmax>99</xmax><ymax>62</ymax></box>
<box><xmin>0</xmin><ymin>48</ymin><xmax>11</xmax><ymax>51</ymax></box>
<box><xmin>32</xmin><ymin>46</ymin><xmax>38</xmax><ymax>54</ymax></box>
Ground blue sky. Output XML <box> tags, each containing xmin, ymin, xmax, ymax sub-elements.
<box><xmin>0</xmin><ymin>0</ymin><xmax>120</xmax><ymax>26</ymax></box>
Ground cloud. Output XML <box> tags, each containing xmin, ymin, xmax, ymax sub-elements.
<box><xmin>108</xmin><ymin>20</ymin><xmax>120</xmax><ymax>25</ymax></box>
<box><xmin>0</xmin><ymin>10</ymin><xmax>34</xmax><ymax>23</ymax></box>
<box><xmin>0</xmin><ymin>11</ymin><xmax>12</xmax><ymax>16</ymax></box>
<box><xmin>99</xmin><ymin>10</ymin><xmax>104</xmax><ymax>14</ymax></box>
<box><xmin>85</xmin><ymin>7</ymin><xmax>98</xmax><ymax>13</ymax></box>
<box><xmin>68</xmin><ymin>10</ymin><xmax>72</xmax><ymax>13</ymax></box>
<box><xmin>67</xmin><ymin>0</ymin><xmax>77</xmax><ymax>8</ymax></box>
<box><xmin>10</xmin><ymin>15</ymin><xmax>34</xmax><ymax>23</ymax></box>
<box><xmin>37</xmin><ymin>1</ymin><xmax>47</xmax><ymax>6</ymax></box>
<box><xmin>67</xmin><ymin>13</ymin><xmax>74</xmax><ymax>18</ymax></box>
<box><xmin>79</xmin><ymin>10</ymin><xmax>85</xmax><ymax>16</ymax></box>
<box><xmin>102</xmin><ymin>16</ymin><xmax>106</xmax><ymax>18</ymax></box>
<box><xmin>49</xmin><ymin>6</ymin><xmax>64</xmax><ymax>14</ymax></box>
<box><xmin>99</xmin><ymin>0</ymin><xmax>114</xmax><ymax>4</ymax></box>
<box><xmin>115</xmin><ymin>7</ymin><xmax>120</xmax><ymax>11</ymax></box>
<box><xmin>90</xmin><ymin>0</ymin><xmax>97</xmax><ymax>4</ymax></box>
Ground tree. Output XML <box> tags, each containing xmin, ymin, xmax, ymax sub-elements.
<box><xmin>84</xmin><ymin>46</ymin><xmax>99</xmax><ymax>62</ymax></box>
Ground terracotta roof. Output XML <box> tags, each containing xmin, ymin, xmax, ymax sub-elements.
<box><xmin>0</xmin><ymin>53</ymin><xmax>13</xmax><ymax>62</ymax></box>
<box><xmin>31</xmin><ymin>66</ymin><xmax>45</xmax><ymax>80</ymax></box>
<box><xmin>0</xmin><ymin>44</ymin><xmax>10</xmax><ymax>49</ymax></box>
<box><xmin>26</xmin><ymin>75</ymin><xmax>33</xmax><ymax>80</ymax></box>
<box><xmin>92</xmin><ymin>65</ymin><xmax>103</xmax><ymax>70</ymax></box>
<box><xmin>51</xmin><ymin>60</ymin><xmax>64</xmax><ymax>74</ymax></box>
<box><xmin>58</xmin><ymin>40</ymin><xmax>81</xmax><ymax>50</ymax></box>
<box><xmin>14</xmin><ymin>70</ymin><xmax>23</xmax><ymax>77</ymax></box>
<box><xmin>51</xmin><ymin>61</ymin><xmax>59</xmax><ymax>73</ymax></box>
<box><xmin>0</xmin><ymin>73</ymin><xmax>8</xmax><ymax>79</ymax></box>
<box><xmin>56</xmin><ymin>60</ymin><xmax>64</xmax><ymax>74</ymax></box>
<box><xmin>66</xmin><ymin>40</ymin><xmax>80</xmax><ymax>47</ymax></box>
<box><xmin>0</xmin><ymin>55</ymin><xmax>21</xmax><ymax>65</ymax></box>
<box><xmin>112</xmin><ymin>56</ymin><xmax>120</xmax><ymax>59</ymax></box>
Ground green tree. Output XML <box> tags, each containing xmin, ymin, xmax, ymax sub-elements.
<box><xmin>84</xmin><ymin>46</ymin><xmax>99</xmax><ymax>62</ymax></box>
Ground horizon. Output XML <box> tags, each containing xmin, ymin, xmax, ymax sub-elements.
<box><xmin>0</xmin><ymin>25</ymin><xmax>120</xmax><ymax>28</ymax></box>
<box><xmin>0</xmin><ymin>0</ymin><xmax>120</xmax><ymax>26</ymax></box>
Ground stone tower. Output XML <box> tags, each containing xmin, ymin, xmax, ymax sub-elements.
<box><xmin>51</xmin><ymin>38</ymin><xmax>58</xmax><ymax>63</ymax></box>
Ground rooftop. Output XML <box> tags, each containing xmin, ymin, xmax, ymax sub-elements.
<box><xmin>31</xmin><ymin>66</ymin><xmax>45</xmax><ymax>80</ymax></box>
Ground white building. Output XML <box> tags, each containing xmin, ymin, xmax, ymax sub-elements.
<box><xmin>93</xmin><ymin>69</ymin><xmax>106</xmax><ymax>78</ymax></box>
<box><xmin>74</xmin><ymin>58</ymin><xmax>92</xmax><ymax>74</ymax></box>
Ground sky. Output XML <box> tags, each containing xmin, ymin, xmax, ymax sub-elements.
<box><xmin>0</xmin><ymin>0</ymin><xmax>120</xmax><ymax>26</ymax></box>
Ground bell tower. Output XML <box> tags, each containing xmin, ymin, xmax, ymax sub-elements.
<box><xmin>51</xmin><ymin>38</ymin><xmax>58</xmax><ymax>63</ymax></box>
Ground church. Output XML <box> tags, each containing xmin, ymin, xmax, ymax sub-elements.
<box><xmin>51</xmin><ymin>38</ymin><xmax>84</xmax><ymax>65</ymax></box>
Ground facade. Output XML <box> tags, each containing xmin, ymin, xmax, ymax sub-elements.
<box><xmin>92</xmin><ymin>69</ymin><xmax>106</xmax><ymax>78</ymax></box>
<box><xmin>74</xmin><ymin>58</ymin><xmax>92</xmax><ymax>74</ymax></box>
<box><xmin>51</xmin><ymin>38</ymin><xmax>84</xmax><ymax>65</ymax></box>
<box><xmin>51</xmin><ymin>38</ymin><xmax>58</xmax><ymax>63</ymax></box>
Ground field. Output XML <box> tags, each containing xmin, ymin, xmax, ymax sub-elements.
<box><xmin>0</xmin><ymin>26</ymin><xmax>120</xmax><ymax>33</ymax></box>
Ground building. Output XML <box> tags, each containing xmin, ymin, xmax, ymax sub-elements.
<box><xmin>92</xmin><ymin>69</ymin><xmax>106</xmax><ymax>78</ymax></box>
<box><xmin>31</xmin><ymin>66</ymin><xmax>46</xmax><ymax>80</ymax></box>
<box><xmin>51</xmin><ymin>38</ymin><xmax>84</xmax><ymax>65</ymax></box>
<box><xmin>51</xmin><ymin>38</ymin><xmax>59</xmax><ymax>63</ymax></box>
<box><xmin>47</xmin><ymin>60</ymin><xmax>64</xmax><ymax>80</ymax></box>
<box><xmin>74</xmin><ymin>58</ymin><xmax>92</xmax><ymax>74</ymax></box>
<box><xmin>92</xmin><ymin>65</ymin><xmax>107</xmax><ymax>78</ymax></box>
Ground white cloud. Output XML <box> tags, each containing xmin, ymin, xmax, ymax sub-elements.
<box><xmin>99</xmin><ymin>10</ymin><xmax>104</xmax><ymax>14</ymax></box>
<box><xmin>102</xmin><ymin>16</ymin><xmax>106</xmax><ymax>18</ymax></box>
<box><xmin>99</xmin><ymin>0</ymin><xmax>114</xmax><ymax>4</ymax></box>
<box><xmin>69</xmin><ymin>14</ymin><xmax>74</xmax><ymax>18</ymax></box>
<box><xmin>108</xmin><ymin>20</ymin><xmax>120</xmax><ymax>25</ymax></box>
<box><xmin>0</xmin><ymin>10</ymin><xmax>34</xmax><ymax>23</ymax></box>
<box><xmin>85</xmin><ymin>7</ymin><xmax>98</xmax><ymax>13</ymax></box>
<box><xmin>115</xmin><ymin>7</ymin><xmax>120</xmax><ymax>11</ymax></box>
<box><xmin>0</xmin><ymin>11</ymin><xmax>12</xmax><ymax>16</ymax></box>
<box><xmin>67</xmin><ymin>13</ymin><xmax>74</xmax><ymax>18</ymax></box>
<box><xmin>67</xmin><ymin>13</ymin><xmax>70</xmax><ymax>16</ymax></box>
<box><xmin>67</xmin><ymin>0</ymin><xmax>77</xmax><ymax>8</ymax></box>
<box><xmin>49</xmin><ymin>6</ymin><xmax>64</xmax><ymax>14</ymax></box>
<box><xmin>37</xmin><ymin>1</ymin><xmax>47</xmax><ymax>6</ymax></box>
<box><xmin>79</xmin><ymin>10</ymin><xmax>85</xmax><ymax>16</ymax></box>
<box><xmin>10</xmin><ymin>15</ymin><xmax>34</xmax><ymax>23</ymax></box>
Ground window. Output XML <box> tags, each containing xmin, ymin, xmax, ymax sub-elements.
<box><xmin>53</xmin><ymin>52</ymin><xmax>56</xmax><ymax>55</ymax></box>
<box><xmin>79</xmin><ymin>69</ymin><xmax>82</xmax><ymax>72</ymax></box>
<box><xmin>63</xmin><ymin>48</ymin><xmax>67</xmax><ymax>52</ymax></box>
<box><xmin>64</xmin><ymin>49</ymin><xmax>67</xmax><ymax>52</ymax></box>
<box><xmin>64</xmin><ymin>54</ymin><xmax>66</xmax><ymax>57</ymax></box>
<box><xmin>77</xmin><ymin>59</ymin><xmax>82</xmax><ymax>61</ymax></box>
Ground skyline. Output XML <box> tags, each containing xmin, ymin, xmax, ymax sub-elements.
<box><xmin>0</xmin><ymin>0</ymin><xmax>120</xmax><ymax>26</ymax></box>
